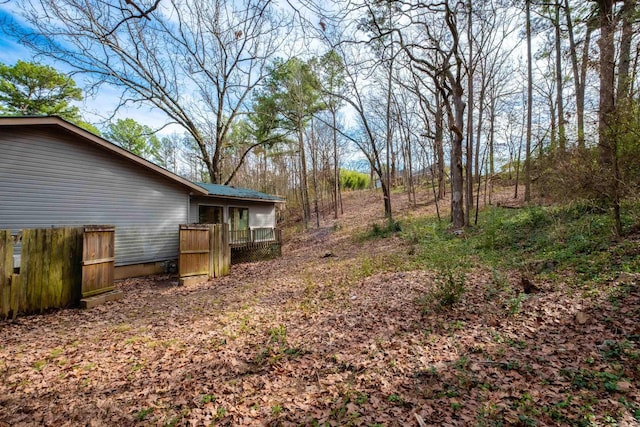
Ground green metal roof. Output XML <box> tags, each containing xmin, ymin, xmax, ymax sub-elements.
<box><xmin>194</xmin><ymin>182</ymin><xmax>285</xmax><ymax>203</ymax></box>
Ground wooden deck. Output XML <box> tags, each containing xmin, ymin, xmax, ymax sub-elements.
<box><xmin>229</xmin><ymin>228</ymin><xmax>282</xmax><ymax>264</ymax></box>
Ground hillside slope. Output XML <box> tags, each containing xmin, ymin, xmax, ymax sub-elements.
<box><xmin>0</xmin><ymin>187</ymin><xmax>638</xmax><ymax>426</ymax></box>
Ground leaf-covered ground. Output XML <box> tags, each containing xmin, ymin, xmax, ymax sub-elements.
<box><xmin>1</xmin><ymin>189</ymin><xmax>639</xmax><ymax>426</ymax></box>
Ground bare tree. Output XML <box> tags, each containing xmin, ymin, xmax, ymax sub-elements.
<box><xmin>465</xmin><ymin>0</ymin><xmax>474</xmax><ymax>226</ymax></box>
<box><xmin>552</xmin><ymin>0</ymin><xmax>567</xmax><ymax>152</ymax></box>
<box><xmin>398</xmin><ymin>2</ymin><xmax>467</xmax><ymax>228</ymax></box>
<box><xmin>525</xmin><ymin>0</ymin><xmax>533</xmax><ymax>202</ymax></box>
<box><xmin>563</xmin><ymin>0</ymin><xmax>594</xmax><ymax>149</ymax></box>
<box><xmin>324</xmin><ymin>40</ymin><xmax>396</xmax><ymax>220</ymax></box>
<box><xmin>17</xmin><ymin>0</ymin><xmax>288</xmax><ymax>184</ymax></box>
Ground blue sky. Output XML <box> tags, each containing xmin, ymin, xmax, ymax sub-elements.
<box><xmin>0</xmin><ymin>7</ymin><xmax>32</xmax><ymax>65</ymax></box>
<box><xmin>0</xmin><ymin>4</ymin><xmax>178</xmax><ymax>134</ymax></box>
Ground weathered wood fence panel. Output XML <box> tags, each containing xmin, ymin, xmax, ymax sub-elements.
<box><xmin>211</xmin><ymin>223</ymin><xmax>230</xmax><ymax>277</ymax></box>
<box><xmin>0</xmin><ymin>227</ymin><xmax>84</xmax><ymax>319</ymax></box>
<box><xmin>179</xmin><ymin>224</ymin><xmax>230</xmax><ymax>284</ymax></box>
<box><xmin>0</xmin><ymin>226</ymin><xmax>116</xmax><ymax>319</ymax></box>
<box><xmin>82</xmin><ymin>226</ymin><xmax>115</xmax><ymax>298</ymax></box>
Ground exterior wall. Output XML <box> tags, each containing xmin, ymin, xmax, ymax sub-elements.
<box><xmin>247</xmin><ymin>203</ymin><xmax>276</xmax><ymax>228</ymax></box>
<box><xmin>189</xmin><ymin>196</ymin><xmax>276</xmax><ymax>229</ymax></box>
<box><xmin>0</xmin><ymin>126</ymin><xmax>190</xmax><ymax>266</ymax></box>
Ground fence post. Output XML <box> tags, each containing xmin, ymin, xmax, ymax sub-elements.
<box><xmin>209</xmin><ymin>224</ymin><xmax>217</xmax><ymax>278</ymax></box>
<box><xmin>49</xmin><ymin>228</ymin><xmax>62</xmax><ymax>308</ymax></box>
<box><xmin>0</xmin><ymin>230</ymin><xmax>12</xmax><ymax>318</ymax></box>
<box><xmin>222</xmin><ymin>224</ymin><xmax>231</xmax><ymax>274</ymax></box>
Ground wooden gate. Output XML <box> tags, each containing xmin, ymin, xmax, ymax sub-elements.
<box><xmin>82</xmin><ymin>226</ymin><xmax>115</xmax><ymax>298</ymax></box>
<box><xmin>0</xmin><ymin>227</ymin><xmax>83</xmax><ymax>319</ymax></box>
<box><xmin>179</xmin><ymin>224</ymin><xmax>230</xmax><ymax>285</ymax></box>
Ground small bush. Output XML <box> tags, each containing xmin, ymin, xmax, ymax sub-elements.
<box><xmin>418</xmin><ymin>270</ymin><xmax>466</xmax><ymax>313</ymax></box>
<box><xmin>365</xmin><ymin>220</ymin><xmax>401</xmax><ymax>239</ymax></box>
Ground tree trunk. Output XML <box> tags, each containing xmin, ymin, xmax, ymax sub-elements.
<box><xmin>616</xmin><ymin>0</ymin><xmax>634</xmax><ymax>101</ymax></box>
<box><xmin>298</xmin><ymin>127</ymin><xmax>311</xmax><ymax>229</ymax></box>
<box><xmin>474</xmin><ymin>77</ymin><xmax>486</xmax><ymax>216</ymax></box>
<box><xmin>435</xmin><ymin>88</ymin><xmax>446</xmax><ymax>199</ymax></box>
<box><xmin>578</xmin><ymin>25</ymin><xmax>593</xmax><ymax>149</ymax></box>
<box><xmin>452</xmin><ymin>121</ymin><xmax>466</xmax><ymax>229</ymax></box>
<box><xmin>332</xmin><ymin>107</ymin><xmax>342</xmax><ymax>219</ymax></box>
<box><xmin>554</xmin><ymin>0</ymin><xmax>566</xmax><ymax>153</ymax></box>
<box><xmin>564</xmin><ymin>0</ymin><xmax>586</xmax><ymax>149</ymax></box>
<box><xmin>488</xmin><ymin>92</ymin><xmax>496</xmax><ymax>205</ymax></box>
<box><xmin>448</xmin><ymin>77</ymin><xmax>466</xmax><ymax>229</ymax></box>
<box><xmin>385</xmin><ymin>58</ymin><xmax>394</xmax><ymax>219</ymax></box>
<box><xmin>311</xmin><ymin>120</ymin><xmax>320</xmax><ymax>228</ymax></box>
<box><xmin>524</xmin><ymin>0</ymin><xmax>533</xmax><ymax>202</ymax></box>
<box><xmin>596</xmin><ymin>0</ymin><xmax>621</xmax><ymax>235</ymax></box>
<box><xmin>465</xmin><ymin>0</ymin><xmax>474</xmax><ymax>226</ymax></box>
<box><xmin>612</xmin><ymin>0</ymin><xmax>634</xmax><ymax>235</ymax></box>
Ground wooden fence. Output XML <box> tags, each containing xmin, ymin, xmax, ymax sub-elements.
<box><xmin>179</xmin><ymin>223</ymin><xmax>230</xmax><ymax>284</ymax></box>
<box><xmin>0</xmin><ymin>226</ymin><xmax>115</xmax><ymax>319</ymax></box>
<box><xmin>82</xmin><ymin>226</ymin><xmax>115</xmax><ymax>298</ymax></box>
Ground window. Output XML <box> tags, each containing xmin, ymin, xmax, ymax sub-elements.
<box><xmin>198</xmin><ymin>205</ymin><xmax>223</xmax><ymax>224</ymax></box>
<box><xmin>229</xmin><ymin>207</ymin><xmax>249</xmax><ymax>243</ymax></box>
<box><xmin>229</xmin><ymin>207</ymin><xmax>249</xmax><ymax>231</ymax></box>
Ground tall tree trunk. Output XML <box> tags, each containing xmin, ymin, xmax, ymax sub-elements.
<box><xmin>298</xmin><ymin>127</ymin><xmax>310</xmax><ymax>229</ymax></box>
<box><xmin>616</xmin><ymin>0</ymin><xmax>634</xmax><ymax>100</ymax></box>
<box><xmin>385</xmin><ymin>58</ymin><xmax>394</xmax><ymax>220</ymax></box>
<box><xmin>435</xmin><ymin>88</ymin><xmax>446</xmax><ymax>199</ymax></box>
<box><xmin>596</xmin><ymin>0</ymin><xmax>621</xmax><ymax>235</ymax></box>
<box><xmin>399</xmin><ymin>109</ymin><xmax>416</xmax><ymax>207</ymax></box>
<box><xmin>612</xmin><ymin>0</ymin><xmax>635</xmax><ymax>235</ymax></box>
<box><xmin>488</xmin><ymin>94</ymin><xmax>496</xmax><ymax>205</ymax></box>
<box><xmin>549</xmin><ymin>92</ymin><xmax>557</xmax><ymax>151</ymax></box>
<box><xmin>408</xmin><ymin>139</ymin><xmax>416</xmax><ymax>206</ymax></box>
<box><xmin>554</xmin><ymin>0</ymin><xmax>566</xmax><ymax>152</ymax></box>
<box><xmin>449</xmin><ymin>80</ymin><xmax>466</xmax><ymax>229</ymax></box>
<box><xmin>631</xmin><ymin>43</ymin><xmax>640</xmax><ymax>96</ymax></box>
<box><xmin>465</xmin><ymin>0</ymin><xmax>474</xmax><ymax>225</ymax></box>
<box><xmin>473</xmin><ymin>76</ymin><xmax>490</xmax><ymax>224</ymax></box>
<box><xmin>578</xmin><ymin>25</ymin><xmax>593</xmax><ymax>149</ymax></box>
<box><xmin>311</xmin><ymin>120</ymin><xmax>320</xmax><ymax>228</ymax></box>
<box><xmin>525</xmin><ymin>0</ymin><xmax>533</xmax><ymax>202</ymax></box>
<box><xmin>332</xmin><ymin>107</ymin><xmax>342</xmax><ymax>219</ymax></box>
<box><xmin>564</xmin><ymin>0</ymin><xmax>587</xmax><ymax>149</ymax></box>
<box><xmin>382</xmin><ymin>0</ymin><xmax>395</xmax><ymax>220</ymax></box>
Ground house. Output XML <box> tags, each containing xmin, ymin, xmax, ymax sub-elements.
<box><xmin>190</xmin><ymin>183</ymin><xmax>283</xmax><ymax>244</ymax></box>
<box><xmin>0</xmin><ymin>116</ymin><xmax>284</xmax><ymax>279</ymax></box>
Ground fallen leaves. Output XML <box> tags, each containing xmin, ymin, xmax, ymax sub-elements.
<box><xmin>1</xmin><ymin>189</ymin><xmax>639</xmax><ymax>426</ymax></box>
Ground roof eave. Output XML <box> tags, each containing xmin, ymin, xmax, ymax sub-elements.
<box><xmin>200</xmin><ymin>194</ymin><xmax>286</xmax><ymax>204</ymax></box>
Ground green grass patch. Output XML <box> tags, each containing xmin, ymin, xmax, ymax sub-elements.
<box><xmin>360</xmin><ymin>220</ymin><xmax>402</xmax><ymax>240</ymax></box>
<box><xmin>135</xmin><ymin>407</ymin><xmax>153</xmax><ymax>421</ymax></box>
<box><xmin>401</xmin><ymin>200</ymin><xmax>639</xmax><ymax>284</ymax></box>
<box><xmin>417</xmin><ymin>270</ymin><xmax>466</xmax><ymax>314</ymax></box>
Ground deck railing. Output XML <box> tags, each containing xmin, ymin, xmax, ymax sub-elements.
<box><xmin>229</xmin><ymin>227</ymin><xmax>282</xmax><ymax>264</ymax></box>
<box><xmin>229</xmin><ymin>227</ymin><xmax>280</xmax><ymax>245</ymax></box>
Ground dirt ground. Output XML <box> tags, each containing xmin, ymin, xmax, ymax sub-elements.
<box><xmin>1</xmin><ymin>188</ymin><xmax>638</xmax><ymax>426</ymax></box>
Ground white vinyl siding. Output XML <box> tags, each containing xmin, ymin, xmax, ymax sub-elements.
<box><xmin>0</xmin><ymin>127</ymin><xmax>190</xmax><ymax>266</ymax></box>
<box><xmin>249</xmin><ymin>204</ymin><xmax>275</xmax><ymax>228</ymax></box>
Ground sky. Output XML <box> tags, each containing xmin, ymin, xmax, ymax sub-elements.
<box><xmin>0</xmin><ymin>3</ymin><xmax>181</xmax><ymax>135</ymax></box>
